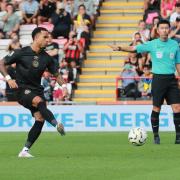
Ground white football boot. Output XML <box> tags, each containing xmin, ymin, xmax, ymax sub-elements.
<box><xmin>18</xmin><ymin>150</ymin><xmax>34</xmax><ymax>158</ymax></box>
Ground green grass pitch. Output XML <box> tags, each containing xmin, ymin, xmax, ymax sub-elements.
<box><xmin>0</xmin><ymin>132</ymin><xmax>180</xmax><ymax>180</ymax></box>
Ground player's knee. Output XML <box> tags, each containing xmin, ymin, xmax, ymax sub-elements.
<box><xmin>32</xmin><ymin>96</ymin><xmax>44</xmax><ymax>107</ymax></box>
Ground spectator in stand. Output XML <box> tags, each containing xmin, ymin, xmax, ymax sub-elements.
<box><xmin>53</xmin><ymin>59</ymin><xmax>72</xmax><ymax>102</ymax></box>
<box><xmin>21</xmin><ymin>0</ymin><xmax>39</xmax><ymax>24</ymax></box>
<box><xmin>150</xmin><ymin>16</ymin><xmax>160</xmax><ymax>39</ymax></box>
<box><xmin>130</xmin><ymin>32</ymin><xmax>142</xmax><ymax>46</ymax></box>
<box><xmin>130</xmin><ymin>39</ymin><xmax>148</xmax><ymax>69</ymax></box>
<box><xmin>2</xmin><ymin>3</ymin><xmax>20</xmax><ymax>39</ymax></box>
<box><xmin>45</xmin><ymin>32</ymin><xmax>59</xmax><ymax>67</ymax></box>
<box><xmin>138</xmin><ymin>65</ymin><xmax>152</xmax><ymax>99</ymax></box>
<box><xmin>169</xmin><ymin>16</ymin><xmax>180</xmax><ymax>43</ymax></box>
<box><xmin>64</xmin><ymin>0</ymin><xmax>74</xmax><ymax>17</ymax></box>
<box><xmin>68</xmin><ymin>60</ymin><xmax>77</xmax><ymax>89</ymax></box>
<box><xmin>74</xmin><ymin>0</ymin><xmax>94</xmax><ymax>17</ymax></box>
<box><xmin>41</xmin><ymin>71</ymin><xmax>53</xmax><ymax>101</ymax></box>
<box><xmin>133</xmin><ymin>20</ymin><xmax>150</xmax><ymax>42</ymax></box>
<box><xmin>51</xmin><ymin>2</ymin><xmax>72</xmax><ymax>38</ymax></box>
<box><xmin>121</xmin><ymin>64</ymin><xmax>141</xmax><ymax>99</ymax></box>
<box><xmin>74</xmin><ymin>4</ymin><xmax>91</xmax><ymax>50</ymax></box>
<box><xmin>37</xmin><ymin>0</ymin><xmax>56</xmax><ymax>24</ymax></box>
<box><xmin>144</xmin><ymin>0</ymin><xmax>160</xmax><ymax>12</ymax></box>
<box><xmin>93</xmin><ymin>0</ymin><xmax>101</xmax><ymax>16</ymax></box>
<box><xmin>161</xmin><ymin>0</ymin><xmax>176</xmax><ymax>20</ymax></box>
<box><xmin>170</xmin><ymin>2</ymin><xmax>180</xmax><ymax>26</ymax></box>
<box><xmin>125</xmin><ymin>52</ymin><xmax>144</xmax><ymax>76</ymax></box>
<box><xmin>143</xmin><ymin>0</ymin><xmax>160</xmax><ymax>25</ymax></box>
<box><xmin>0</xmin><ymin>0</ymin><xmax>7</xmax><ymax>30</ymax></box>
<box><xmin>11</xmin><ymin>0</ymin><xmax>22</xmax><ymax>11</ymax></box>
<box><xmin>63</xmin><ymin>33</ymin><xmax>83</xmax><ymax>73</ymax></box>
<box><xmin>53</xmin><ymin>82</ymin><xmax>70</xmax><ymax>102</ymax></box>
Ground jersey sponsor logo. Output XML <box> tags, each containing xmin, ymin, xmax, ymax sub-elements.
<box><xmin>156</xmin><ymin>51</ymin><xmax>163</xmax><ymax>59</ymax></box>
<box><xmin>24</xmin><ymin>89</ymin><xmax>31</xmax><ymax>95</ymax></box>
<box><xmin>170</xmin><ymin>53</ymin><xmax>175</xmax><ymax>59</ymax></box>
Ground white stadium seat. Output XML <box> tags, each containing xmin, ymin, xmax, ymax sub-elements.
<box><xmin>0</xmin><ymin>39</ymin><xmax>11</xmax><ymax>50</ymax></box>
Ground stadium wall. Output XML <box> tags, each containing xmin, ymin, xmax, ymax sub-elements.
<box><xmin>0</xmin><ymin>105</ymin><xmax>175</xmax><ymax>132</ymax></box>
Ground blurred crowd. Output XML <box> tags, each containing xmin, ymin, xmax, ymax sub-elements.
<box><xmin>0</xmin><ymin>0</ymin><xmax>103</xmax><ymax>102</ymax></box>
<box><xmin>118</xmin><ymin>0</ymin><xmax>180</xmax><ymax>100</ymax></box>
<box><xmin>1</xmin><ymin>0</ymin><xmax>180</xmax><ymax>102</ymax></box>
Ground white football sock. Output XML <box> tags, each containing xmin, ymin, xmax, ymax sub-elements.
<box><xmin>22</xmin><ymin>147</ymin><xmax>29</xmax><ymax>152</ymax></box>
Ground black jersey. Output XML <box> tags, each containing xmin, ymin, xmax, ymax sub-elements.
<box><xmin>4</xmin><ymin>46</ymin><xmax>58</xmax><ymax>91</ymax></box>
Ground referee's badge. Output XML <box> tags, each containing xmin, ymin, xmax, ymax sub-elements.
<box><xmin>32</xmin><ymin>56</ymin><xmax>39</xmax><ymax>68</ymax></box>
<box><xmin>24</xmin><ymin>89</ymin><xmax>31</xmax><ymax>95</ymax></box>
<box><xmin>156</xmin><ymin>51</ymin><xmax>163</xmax><ymax>59</ymax></box>
<box><xmin>170</xmin><ymin>53</ymin><xmax>175</xmax><ymax>59</ymax></box>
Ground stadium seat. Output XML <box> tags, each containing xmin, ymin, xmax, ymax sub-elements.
<box><xmin>19</xmin><ymin>24</ymin><xmax>37</xmax><ymax>36</ymax></box>
<box><xmin>20</xmin><ymin>38</ymin><xmax>33</xmax><ymax>47</ymax></box>
<box><xmin>0</xmin><ymin>39</ymin><xmax>11</xmax><ymax>50</ymax></box>
<box><xmin>0</xmin><ymin>50</ymin><xmax>8</xmax><ymax>59</ymax></box>
<box><xmin>52</xmin><ymin>38</ymin><xmax>68</xmax><ymax>48</ymax></box>
<box><xmin>38</xmin><ymin>23</ymin><xmax>54</xmax><ymax>32</ymax></box>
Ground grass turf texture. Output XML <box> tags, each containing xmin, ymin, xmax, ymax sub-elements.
<box><xmin>0</xmin><ymin>132</ymin><xmax>179</xmax><ymax>180</ymax></box>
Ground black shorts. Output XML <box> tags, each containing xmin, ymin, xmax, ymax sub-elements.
<box><xmin>152</xmin><ymin>74</ymin><xmax>180</xmax><ymax>107</ymax></box>
<box><xmin>17</xmin><ymin>88</ymin><xmax>45</xmax><ymax>116</ymax></box>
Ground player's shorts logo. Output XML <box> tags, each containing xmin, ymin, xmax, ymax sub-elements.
<box><xmin>24</xmin><ymin>89</ymin><xmax>31</xmax><ymax>94</ymax></box>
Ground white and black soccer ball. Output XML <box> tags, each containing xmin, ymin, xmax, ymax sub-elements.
<box><xmin>128</xmin><ymin>127</ymin><xmax>147</xmax><ymax>146</ymax></box>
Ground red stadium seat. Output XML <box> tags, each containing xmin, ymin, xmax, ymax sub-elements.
<box><xmin>38</xmin><ymin>23</ymin><xmax>54</xmax><ymax>32</ymax></box>
<box><xmin>52</xmin><ymin>38</ymin><xmax>68</xmax><ymax>48</ymax></box>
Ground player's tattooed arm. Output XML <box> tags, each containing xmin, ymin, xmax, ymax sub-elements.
<box><xmin>0</xmin><ymin>59</ymin><xmax>18</xmax><ymax>89</ymax></box>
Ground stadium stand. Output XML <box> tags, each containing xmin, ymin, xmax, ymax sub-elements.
<box><xmin>0</xmin><ymin>0</ymin><xmax>103</xmax><ymax>103</ymax></box>
<box><xmin>2</xmin><ymin>0</ymin><xmax>178</xmax><ymax>104</ymax></box>
<box><xmin>73</xmin><ymin>0</ymin><xmax>144</xmax><ymax>103</ymax></box>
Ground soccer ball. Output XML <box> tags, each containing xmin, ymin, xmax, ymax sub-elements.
<box><xmin>128</xmin><ymin>127</ymin><xmax>147</xmax><ymax>146</ymax></box>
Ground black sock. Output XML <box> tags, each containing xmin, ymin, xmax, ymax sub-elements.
<box><xmin>37</xmin><ymin>101</ymin><xmax>58</xmax><ymax>127</ymax></box>
<box><xmin>151</xmin><ymin>111</ymin><xmax>160</xmax><ymax>137</ymax></box>
<box><xmin>173</xmin><ymin>113</ymin><xmax>180</xmax><ymax>139</ymax></box>
<box><xmin>25</xmin><ymin>121</ymin><xmax>44</xmax><ymax>149</ymax></box>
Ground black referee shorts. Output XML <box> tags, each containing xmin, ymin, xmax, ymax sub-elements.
<box><xmin>17</xmin><ymin>88</ymin><xmax>46</xmax><ymax>116</ymax></box>
<box><xmin>152</xmin><ymin>74</ymin><xmax>180</xmax><ymax>107</ymax></box>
